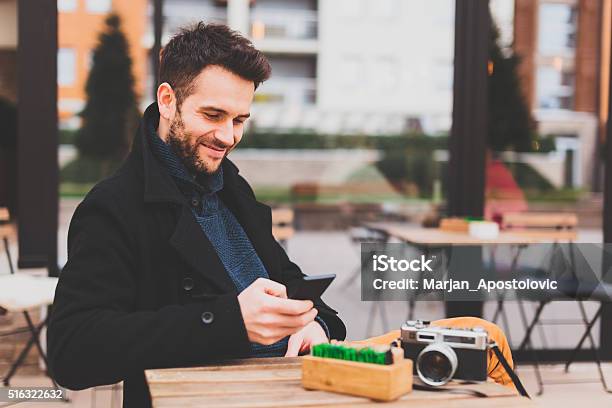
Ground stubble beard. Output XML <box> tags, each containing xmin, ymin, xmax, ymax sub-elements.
<box><xmin>166</xmin><ymin>112</ymin><xmax>223</xmax><ymax>176</ymax></box>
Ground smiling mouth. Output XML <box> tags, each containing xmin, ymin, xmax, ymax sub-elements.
<box><xmin>200</xmin><ymin>143</ymin><xmax>227</xmax><ymax>159</ymax></box>
<box><xmin>203</xmin><ymin>143</ymin><xmax>225</xmax><ymax>152</ymax></box>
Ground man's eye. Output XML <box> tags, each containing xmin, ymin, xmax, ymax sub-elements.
<box><xmin>233</xmin><ymin>119</ymin><xmax>244</xmax><ymax>125</ymax></box>
<box><xmin>205</xmin><ymin>113</ymin><xmax>220</xmax><ymax>120</ymax></box>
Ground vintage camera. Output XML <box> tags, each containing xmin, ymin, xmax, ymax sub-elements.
<box><xmin>400</xmin><ymin>320</ymin><xmax>488</xmax><ymax>386</ymax></box>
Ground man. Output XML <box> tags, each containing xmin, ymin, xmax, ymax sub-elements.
<box><xmin>47</xmin><ymin>23</ymin><xmax>345</xmax><ymax>407</ymax></box>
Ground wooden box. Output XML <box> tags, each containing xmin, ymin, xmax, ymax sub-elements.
<box><xmin>440</xmin><ymin>217</ymin><xmax>470</xmax><ymax>232</ymax></box>
<box><xmin>301</xmin><ymin>355</ymin><xmax>413</xmax><ymax>401</ymax></box>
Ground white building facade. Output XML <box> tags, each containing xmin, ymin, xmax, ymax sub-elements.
<box><xmin>157</xmin><ymin>0</ymin><xmax>460</xmax><ymax>135</ymax></box>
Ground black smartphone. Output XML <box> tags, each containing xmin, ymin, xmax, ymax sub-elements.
<box><xmin>287</xmin><ymin>274</ymin><xmax>336</xmax><ymax>301</ymax></box>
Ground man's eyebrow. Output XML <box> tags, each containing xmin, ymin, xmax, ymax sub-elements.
<box><xmin>197</xmin><ymin>106</ymin><xmax>250</xmax><ymax>118</ymax></box>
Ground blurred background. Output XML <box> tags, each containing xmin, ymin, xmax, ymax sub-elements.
<box><xmin>1</xmin><ymin>0</ymin><xmax>612</xmax><ymax>406</ymax></box>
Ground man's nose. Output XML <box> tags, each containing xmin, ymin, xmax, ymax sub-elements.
<box><xmin>215</xmin><ymin>120</ymin><xmax>234</xmax><ymax>147</ymax></box>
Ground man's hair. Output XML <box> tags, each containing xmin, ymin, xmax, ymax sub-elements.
<box><xmin>159</xmin><ymin>23</ymin><xmax>271</xmax><ymax>106</ymax></box>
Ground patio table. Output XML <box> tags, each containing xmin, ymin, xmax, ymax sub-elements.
<box><xmin>145</xmin><ymin>357</ymin><xmax>536</xmax><ymax>407</ymax></box>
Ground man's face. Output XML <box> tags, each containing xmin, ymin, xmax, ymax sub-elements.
<box><xmin>167</xmin><ymin>65</ymin><xmax>255</xmax><ymax>175</ymax></box>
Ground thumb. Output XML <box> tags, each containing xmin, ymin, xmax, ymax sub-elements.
<box><xmin>258</xmin><ymin>278</ymin><xmax>287</xmax><ymax>298</ymax></box>
<box><xmin>285</xmin><ymin>333</ymin><xmax>303</xmax><ymax>357</ymax></box>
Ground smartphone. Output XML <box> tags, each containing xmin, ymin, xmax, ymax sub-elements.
<box><xmin>287</xmin><ymin>274</ymin><xmax>336</xmax><ymax>301</ymax></box>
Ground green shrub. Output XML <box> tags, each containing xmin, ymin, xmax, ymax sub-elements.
<box><xmin>59</xmin><ymin>129</ymin><xmax>78</xmax><ymax>145</ymax></box>
<box><xmin>240</xmin><ymin>131</ymin><xmax>448</xmax><ymax>151</ymax></box>
<box><xmin>376</xmin><ymin>149</ymin><xmax>439</xmax><ymax>197</ymax></box>
<box><xmin>60</xmin><ymin>156</ymin><xmax>122</xmax><ymax>184</ymax></box>
<box><xmin>240</xmin><ymin>132</ymin><xmax>447</xmax><ymax>198</ymax></box>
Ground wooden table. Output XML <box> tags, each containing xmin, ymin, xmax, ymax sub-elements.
<box><xmin>363</xmin><ymin>222</ymin><xmax>577</xmax><ymax>247</ymax></box>
<box><xmin>360</xmin><ymin>222</ymin><xmax>579</xmax><ymax>339</ymax></box>
<box><xmin>145</xmin><ymin>357</ymin><xmax>536</xmax><ymax>407</ymax></box>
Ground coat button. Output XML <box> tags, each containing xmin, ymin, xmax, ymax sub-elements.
<box><xmin>191</xmin><ymin>198</ymin><xmax>200</xmax><ymax>208</ymax></box>
<box><xmin>201</xmin><ymin>311</ymin><xmax>214</xmax><ymax>324</ymax></box>
<box><xmin>182</xmin><ymin>277</ymin><xmax>194</xmax><ymax>291</ymax></box>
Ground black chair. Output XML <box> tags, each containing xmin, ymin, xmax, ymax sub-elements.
<box><xmin>514</xmin><ymin>244</ymin><xmax>612</xmax><ymax>395</ymax></box>
<box><xmin>343</xmin><ymin>225</ymin><xmax>394</xmax><ymax>336</ymax></box>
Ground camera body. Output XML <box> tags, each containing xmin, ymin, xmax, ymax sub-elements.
<box><xmin>400</xmin><ymin>320</ymin><xmax>488</xmax><ymax>386</ymax></box>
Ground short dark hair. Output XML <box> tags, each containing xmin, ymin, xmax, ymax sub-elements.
<box><xmin>159</xmin><ymin>23</ymin><xmax>271</xmax><ymax>106</ymax></box>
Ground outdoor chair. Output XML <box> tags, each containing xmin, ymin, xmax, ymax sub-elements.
<box><xmin>514</xmin><ymin>251</ymin><xmax>612</xmax><ymax>396</ymax></box>
<box><xmin>271</xmin><ymin>207</ymin><xmax>295</xmax><ymax>250</ymax></box>
<box><xmin>0</xmin><ymin>208</ymin><xmax>66</xmax><ymax>401</ymax></box>
<box><xmin>343</xmin><ymin>225</ymin><xmax>392</xmax><ymax>336</ymax></box>
<box><xmin>493</xmin><ymin>212</ymin><xmax>610</xmax><ymax>395</ymax></box>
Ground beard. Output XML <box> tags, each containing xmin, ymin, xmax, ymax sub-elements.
<box><xmin>166</xmin><ymin>112</ymin><xmax>226</xmax><ymax>175</ymax></box>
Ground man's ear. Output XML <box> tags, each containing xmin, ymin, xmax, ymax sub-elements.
<box><xmin>157</xmin><ymin>82</ymin><xmax>176</xmax><ymax>120</ymax></box>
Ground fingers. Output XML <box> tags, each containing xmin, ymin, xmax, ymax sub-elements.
<box><xmin>240</xmin><ymin>279</ymin><xmax>317</xmax><ymax>346</ymax></box>
<box><xmin>265</xmin><ymin>296</ymin><xmax>314</xmax><ymax>315</ymax></box>
<box><xmin>256</xmin><ymin>278</ymin><xmax>287</xmax><ymax>299</ymax></box>
<box><xmin>261</xmin><ymin>308</ymin><xmax>318</xmax><ymax>329</ymax></box>
<box><xmin>285</xmin><ymin>333</ymin><xmax>303</xmax><ymax>357</ymax></box>
<box><xmin>254</xmin><ymin>326</ymin><xmax>298</xmax><ymax>346</ymax></box>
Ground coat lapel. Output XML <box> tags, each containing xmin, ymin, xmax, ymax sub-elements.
<box><xmin>168</xmin><ymin>205</ymin><xmax>237</xmax><ymax>293</ymax></box>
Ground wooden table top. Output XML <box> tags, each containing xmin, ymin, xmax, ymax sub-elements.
<box><xmin>364</xmin><ymin>222</ymin><xmax>577</xmax><ymax>247</ymax></box>
<box><xmin>145</xmin><ymin>357</ymin><xmax>536</xmax><ymax>408</ymax></box>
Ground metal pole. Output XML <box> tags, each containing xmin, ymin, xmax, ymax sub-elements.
<box><xmin>445</xmin><ymin>0</ymin><xmax>489</xmax><ymax>319</ymax></box>
<box><xmin>448</xmin><ymin>0</ymin><xmax>489</xmax><ymax>218</ymax></box>
<box><xmin>601</xmin><ymin>2</ymin><xmax>612</xmax><ymax>359</ymax></box>
<box><xmin>16</xmin><ymin>0</ymin><xmax>59</xmax><ymax>276</ymax></box>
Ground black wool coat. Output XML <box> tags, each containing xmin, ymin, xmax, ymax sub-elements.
<box><xmin>47</xmin><ymin>103</ymin><xmax>346</xmax><ymax>407</ymax></box>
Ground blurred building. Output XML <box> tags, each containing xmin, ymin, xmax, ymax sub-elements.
<box><xmin>0</xmin><ymin>0</ymin><xmax>17</xmax><ymax>103</ymax></box>
<box><xmin>140</xmin><ymin>0</ymin><xmax>456</xmax><ymax>135</ymax></box>
<box><xmin>50</xmin><ymin>0</ymin><xmax>612</xmax><ymax>187</ymax></box>
<box><xmin>514</xmin><ymin>0</ymin><xmax>612</xmax><ymax>188</ymax></box>
<box><xmin>7</xmin><ymin>0</ymin><xmax>456</xmax><ymax>135</ymax></box>
<box><xmin>57</xmin><ymin>0</ymin><xmax>148</xmax><ymax>128</ymax></box>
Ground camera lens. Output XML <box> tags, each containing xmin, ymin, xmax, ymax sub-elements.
<box><xmin>416</xmin><ymin>343</ymin><xmax>458</xmax><ymax>386</ymax></box>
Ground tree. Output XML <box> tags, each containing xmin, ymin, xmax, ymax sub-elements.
<box><xmin>488</xmin><ymin>17</ymin><xmax>535</xmax><ymax>152</ymax></box>
<box><xmin>76</xmin><ymin>13</ymin><xmax>138</xmax><ymax>167</ymax></box>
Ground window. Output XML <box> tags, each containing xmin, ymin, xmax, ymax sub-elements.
<box><xmin>536</xmin><ymin>3</ymin><xmax>577</xmax><ymax>110</ymax></box>
<box><xmin>85</xmin><ymin>0</ymin><xmax>112</xmax><ymax>14</ymax></box>
<box><xmin>87</xmin><ymin>50</ymin><xmax>94</xmax><ymax>71</ymax></box>
<box><xmin>536</xmin><ymin>65</ymin><xmax>574</xmax><ymax>110</ymax></box>
<box><xmin>538</xmin><ymin>3</ymin><xmax>578</xmax><ymax>56</ymax></box>
<box><xmin>58</xmin><ymin>48</ymin><xmax>77</xmax><ymax>86</ymax></box>
<box><xmin>58</xmin><ymin>0</ymin><xmax>77</xmax><ymax>12</ymax></box>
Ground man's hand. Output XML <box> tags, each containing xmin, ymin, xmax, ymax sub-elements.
<box><xmin>284</xmin><ymin>321</ymin><xmax>328</xmax><ymax>357</ymax></box>
<box><xmin>238</xmin><ymin>278</ymin><xmax>317</xmax><ymax>345</ymax></box>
